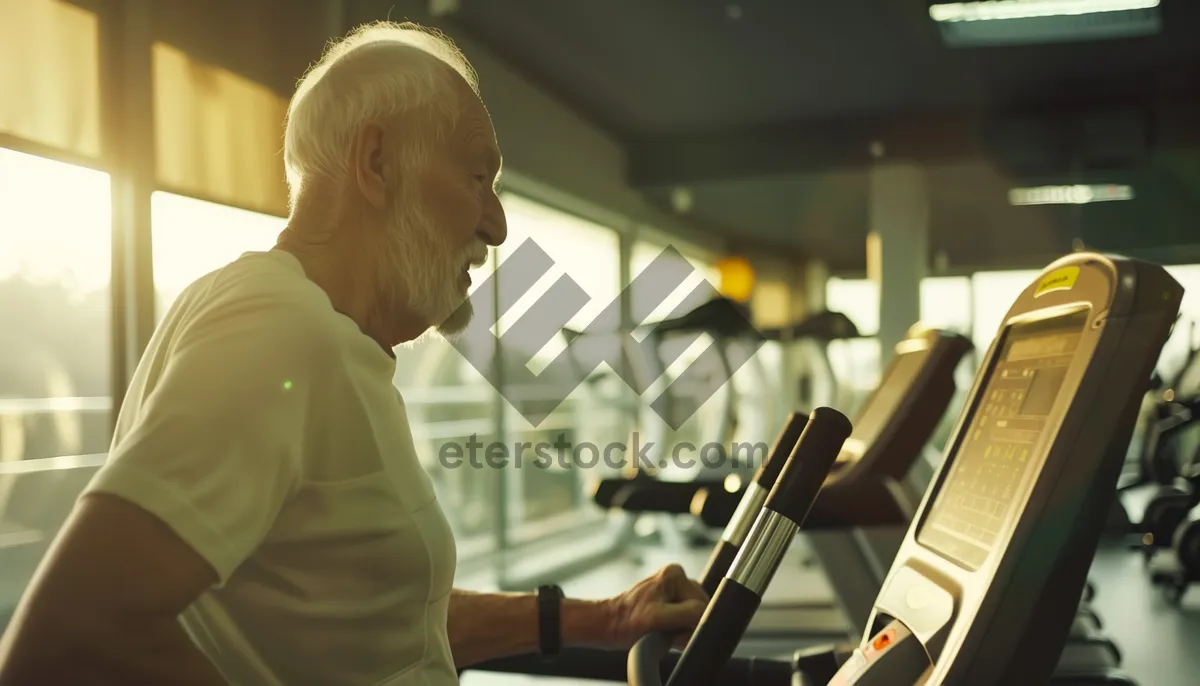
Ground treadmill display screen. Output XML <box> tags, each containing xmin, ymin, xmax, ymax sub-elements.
<box><xmin>918</xmin><ymin>310</ymin><xmax>1089</xmax><ymax>570</ymax></box>
<box><xmin>837</xmin><ymin>350</ymin><xmax>927</xmax><ymax>463</ymax></box>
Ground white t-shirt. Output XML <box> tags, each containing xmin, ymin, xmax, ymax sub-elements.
<box><xmin>83</xmin><ymin>250</ymin><xmax>459</xmax><ymax>685</ymax></box>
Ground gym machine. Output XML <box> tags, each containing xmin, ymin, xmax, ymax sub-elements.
<box><xmin>463</xmin><ymin>251</ymin><xmax>1182</xmax><ymax>685</ymax></box>
<box><xmin>590</xmin><ymin>301</ymin><xmax>860</xmax><ymax>553</ymax></box>
<box><xmin>629</xmin><ymin>251</ymin><xmax>1181</xmax><ymax>685</ymax></box>
<box><xmin>597</xmin><ymin>325</ymin><xmax>1115</xmax><ymax>661</ymax></box>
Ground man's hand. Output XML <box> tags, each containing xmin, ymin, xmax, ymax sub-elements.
<box><xmin>601</xmin><ymin>564</ymin><xmax>710</xmax><ymax>647</ymax></box>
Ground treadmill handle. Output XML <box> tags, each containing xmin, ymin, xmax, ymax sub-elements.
<box><xmin>698</xmin><ymin>412</ymin><xmax>810</xmax><ymax>593</ymax></box>
<box><xmin>630</xmin><ymin>407</ymin><xmax>853</xmax><ymax>686</ymax></box>
<box><xmin>754</xmin><ymin>411</ymin><xmax>811</xmax><ymax>490</ymax></box>
<box><xmin>698</xmin><ymin>541</ymin><xmax>739</xmax><ymax>597</ymax></box>
<box><xmin>765</xmin><ymin>407</ymin><xmax>855</xmax><ymax>524</ymax></box>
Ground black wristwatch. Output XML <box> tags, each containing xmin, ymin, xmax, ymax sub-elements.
<box><xmin>536</xmin><ymin>584</ymin><xmax>564</xmax><ymax>655</ymax></box>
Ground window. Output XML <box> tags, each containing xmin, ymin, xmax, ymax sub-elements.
<box><xmin>0</xmin><ymin>147</ymin><xmax>111</xmax><ymax>631</ymax></box>
<box><xmin>152</xmin><ymin>42</ymin><xmax>290</xmax><ymax>217</ymax></box>
<box><xmin>0</xmin><ymin>148</ymin><xmax>112</xmax><ymax>462</ymax></box>
<box><xmin>826</xmin><ymin>275</ymin><xmax>976</xmax><ymax>422</ymax></box>
<box><xmin>1160</xmin><ymin>265</ymin><xmax>1200</xmax><ymax>388</ymax></box>
<box><xmin>970</xmin><ymin>270</ymin><xmax>1042</xmax><ymax>353</ymax></box>
<box><xmin>629</xmin><ymin>240</ymin><xmax>734</xmax><ymax>478</ymax></box>
<box><xmin>920</xmin><ymin>277</ymin><xmax>972</xmax><ymax>335</ymax></box>
<box><xmin>918</xmin><ymin>276</ymin><xmax>975</xmax><ymax>453</ymax></box>
<box><xmin>0</xmin><ymin>0</ymin><xmax>102</xmax><ymax>158</ymax></box>
<box><xmin>499</xmin><ymin>193</ymin><xmax>623</xmax><ymax>337</ymax></box>
<box><xmin>630</xmin><ymin>240</ymin><xmax>720</xmax><ymax>325</ymax></box>
<box><xmin>150</xmin><ymin>191</ymin><xmax>285</xmax><ymax>318</ymax></box>
<box><xmin>825</xmin><ymin>278</ymin><xmax>882</xmax><ymax>412</ymax></box>
<box><xmin>493</xmin><ymin>193</ymin><xmax>628</xmax><ymax>539</ymax></box>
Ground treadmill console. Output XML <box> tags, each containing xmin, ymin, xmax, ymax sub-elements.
<box><xmin>825</xmin><ymin>255</ymin><xmax>1182</xmax><ymax>686</ymax></box>
<box><xmin>918</xmin><ymin>309</ymin><xmax>1089</xmax><ymax>569</ymax></box>
<box><xmin>836</xmin><ymin>344</ymin><xmax>929</xmax><ymax>464</ymax></box>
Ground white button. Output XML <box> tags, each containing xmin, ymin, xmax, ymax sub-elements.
<box><xmin>906</xmin><ymin>586</ymin><xmax>932</xmax><ymax>610</ymax></box>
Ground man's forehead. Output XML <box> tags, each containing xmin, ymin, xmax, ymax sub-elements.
<box><xmin>456</xmin><ymin>87</ymin><xmax>499</xmax><ymax>144</ymax></box>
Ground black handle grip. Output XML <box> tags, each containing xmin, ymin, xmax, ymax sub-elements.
<box><xmin>612</xmin><ymin>481</ymin><xmax>714</xmax><ymax>514</ymax></box>
<box><xmin>665</xmin><ymin>580</ymin><xmax>763</xmax><ymax>686</ymax></box>
<box><xmin>699</xmin><ymin>540</ymin><xmax>739</xmax><ymax>596</ymax></box>
<box><xmin>597</xmin><ymin>478</ymin><xmax>722</xmax><ymax>511</ymax></box>
<box><xmin>765</xmin><ymin>407</ymin><xmax>853</xmax><ymax>523</ymax></box>
<box><xmin>754</xmin><ymin>412</ymin><xmax>809</xmax><ymax>489</ymax></box>
<box><xmin>696</xmin><ymin>491</ymin><xmax>740</xmax><ymax>528</ymax></box>
<box><xmin>593</xmin><ymin>478</ymin><xmax>638</xmax><ymax>508</ymax></box>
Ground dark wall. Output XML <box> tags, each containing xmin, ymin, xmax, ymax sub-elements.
<box><xmin>148</xmin><ymin>0</ymin><xmax>332</xmax><ymax>98</ymax></box>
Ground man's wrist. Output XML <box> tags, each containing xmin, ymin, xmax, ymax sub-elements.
<box><xmin>561</xmin><ymin>597</ymin><xmax>617</xmax><ymax>647</ymax></box>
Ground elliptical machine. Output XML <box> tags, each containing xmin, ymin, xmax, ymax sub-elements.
<box><xmin>1115</xmin><ymin>335</ymin><xmax>1200</xmax><ymax>559</ymax></box>
<box><xmin>1144</xmin><ymin>399</ymin><xmax>1200</xmax><ymax>603</ymax></box>
<box><xmin>1108</xmin><ymin>327</ymin><xmax>1200</xmax><ymax>546</ymax></box>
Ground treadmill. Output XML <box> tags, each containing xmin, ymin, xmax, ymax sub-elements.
<box><xmin>590</xmin><ymin>304</ymin><xmax>862</xmax><ymax>509</ymax></box>
<box><xmin>601</xmin><ymin>326</ymin><xmax>974</xmax><ymax>639</ymax></box>
<box><xmin>462</xmin><ymin>252</ymin><xmax>1181</xmax><ymax>685</ymax></box>
<box><xmin>601</xmin><ymin>322</ymin><xmax>1110</xmax><ymax>654</ymax></box>
<box><xmin>598</xmin><ymin>324</ymin><xmax>965</xmax><ymax>522</ymax></box>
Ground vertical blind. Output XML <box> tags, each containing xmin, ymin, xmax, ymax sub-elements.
<box><xmin>0</xmin><ymin>1</ymin><xmax>292</xmax><ymax>218</ymax></box>
<box><xmin>0</xmin><ymin>0</ymin><xmax>102</xmax><ymax>160</ymax></box>
<box><xmin>152</xmin><ymin>42</ymin><xmax>290</xmax><ymax>217</ymax></box>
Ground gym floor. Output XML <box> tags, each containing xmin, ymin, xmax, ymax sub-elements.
<box><xmin>460</xmin><ymin>540</ymin><xmax>1200</xmax><ymax>685</ymax></box>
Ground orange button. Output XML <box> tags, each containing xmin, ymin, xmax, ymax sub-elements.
<box><xmin>872</xmin><ymin>630</ymin><xmax>893</xmax><ymax>652</ymax></box>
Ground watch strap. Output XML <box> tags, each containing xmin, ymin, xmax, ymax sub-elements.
<box><xmin>536</xmin><ymin>584</ymin><xmax>564</xmax><ymax>655</ymax></box>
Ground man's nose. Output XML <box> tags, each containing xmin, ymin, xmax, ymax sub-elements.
<box><xmin>479</xmin><ymin>202</ymin><xmax>507</xmax><ymax>247</ymax></box>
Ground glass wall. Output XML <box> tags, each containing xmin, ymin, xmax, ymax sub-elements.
<box><xmin>919</xmin><ymin>277</ymin><xmax>972</xmax><ymax>335</ymax></box>
<box><xmin>1160</xmin><ymin>265</ymin><xmax>1200</xmax><ymax>387</ymax></box>
<box><xmin>969</xmin><ymin>270</ymin><xmax>1042</xmax><ymax>353</ymax></box>
<box><xmin>149</xmin><ymin>192</ymin><xmax>285</xmax><ymax>317</ymax></box>
<box><xmin>0</xmin><ymin>147</ymin><xmax>112</xmax><ymax>634</ymax></box>
<box><xmin>826</xmin><ymin>275</ymin><xmax>975</xmax><ymax>422</ymax></box>
<box><xmin>627</xmin><ymin>240</ymin><xmax>739</xmax><ymax>480</ymax></box>
<box><xmin>494</xmin><ymin>192</ymin><xmax>628</xmax><ymax>542</ymax></box>
<box><xmin>825</xmin><ymin>277</ymin><xmax>882</xmax><ymax>413</ymax></box>
<box><xmin>0</xmin><ymin>148</ymin><xmax>112</xmax><ymax>463</ymax></box>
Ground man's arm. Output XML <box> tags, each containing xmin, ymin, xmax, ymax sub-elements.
<box><xmin>448</xmin><ymin>564</ymin><xmax>707</xmax><ymax>669</ymax></box>
<box><xmin>447</xmin><ymin>589</ymin><xmax>613</xmax><ymax>668</ymax></box>
<box><xmin>0</xmin><ymin>493</ymin><xmax>227</xmax><ymax>685</ymax></box>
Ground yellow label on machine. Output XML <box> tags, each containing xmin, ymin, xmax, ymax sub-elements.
<box><xmin>1034</xmin><ymin>266</ymin><xmax>1080</xmax><ymax>297</ymax></box>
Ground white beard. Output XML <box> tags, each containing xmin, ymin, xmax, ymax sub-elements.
<box><xmin>377</xmin><ymin>193</ymin><xmax>484</xmax><ymax>341</ymax></box>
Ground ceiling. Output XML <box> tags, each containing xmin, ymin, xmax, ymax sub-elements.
<box><xmin>445</xmin><ymin>0</ymin><xmax>1200</xmax><ymax>272</ymax></box>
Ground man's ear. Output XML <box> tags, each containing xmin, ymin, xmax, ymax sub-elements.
<box><xmin>353</xmin><ymin>122</ymin><xmax>389</xmax><ymax>210</ymax></box>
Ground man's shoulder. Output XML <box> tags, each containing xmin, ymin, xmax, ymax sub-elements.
<box><xmin>170</xmin><ymin>250</ymin><xmax>343</xmax><ymax>354</ymax></box>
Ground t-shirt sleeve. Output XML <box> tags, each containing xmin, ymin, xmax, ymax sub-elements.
<box><xmin>85</xmin><ymin>295</ymin><xmax>324</xmax><ymax>585</ymax></box>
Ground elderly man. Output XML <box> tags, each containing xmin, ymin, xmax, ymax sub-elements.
<box><xmin>0</xmin><ymin>21</ymin><xmax>707</xmax><ymax>685</ymax></box>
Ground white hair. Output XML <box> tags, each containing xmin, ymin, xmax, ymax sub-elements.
<box><xmin>283</xmin><ymin>21</ymin><xmax>479</xmax><ymax>210</ymax></box>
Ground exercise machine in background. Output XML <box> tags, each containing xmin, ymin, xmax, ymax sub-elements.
<box><xmin>600</xmin><ymin>325</ymin><xmax>974</xmax><ymax>640</ymax></box>
<box><xmin>588</xmin><ymin>300</ymin><xmax>860</xmax><ymax>555</ymax></box>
